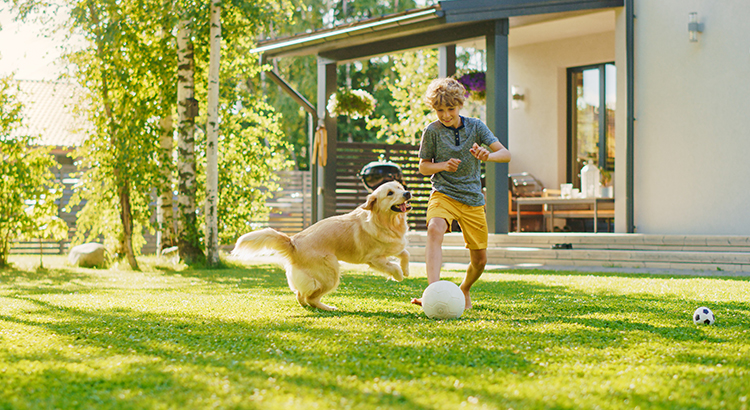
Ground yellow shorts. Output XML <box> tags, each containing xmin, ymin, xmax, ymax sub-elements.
<box><xmin>426</xmin><ymin>191</ymin><xmax>488</xmax><ymax>250</ymax></box>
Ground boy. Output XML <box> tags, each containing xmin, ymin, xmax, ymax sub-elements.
<box><xmin>412</xmin><ymin>77</ymin><xmax>511</xmax><ymax>309</ymax></box>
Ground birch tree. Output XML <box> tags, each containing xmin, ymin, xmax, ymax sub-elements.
<box><xmin>175</xmin><ymin>16</ymin><xmax>204</xmax><ymax>264</ymax></box>
<box><xmin>204</xmin><ymin>0</ymin><xmax>221</xmax><ymax>267</ymax></box>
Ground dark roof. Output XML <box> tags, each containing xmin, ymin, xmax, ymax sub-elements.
<box><xmin>253</xmin><ymin>0</ymin><xmax>623</xmax><ymax>62</ymax></box>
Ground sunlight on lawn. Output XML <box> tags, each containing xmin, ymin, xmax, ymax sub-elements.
<box><xmin>0</xmin><ymin>255</ymin><xmax>748</xmax><ymax>409</ymax></box>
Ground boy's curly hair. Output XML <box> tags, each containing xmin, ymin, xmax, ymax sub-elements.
<box><xmin>424</xmin><ymin>77</ymin><xmax>466</xmax><ymax>109</ymax></box>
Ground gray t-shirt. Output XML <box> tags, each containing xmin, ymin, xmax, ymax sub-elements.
<box><xmin>418</xmin><ymin>116</ymin><xmax>499</xmax><ymax>207</ymax></box>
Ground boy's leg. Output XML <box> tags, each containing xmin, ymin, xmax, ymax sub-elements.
<box><xmin>411</xmin><ymin>217</ymin><xmax>448</xmax><ymax>306</ymax></box>
<box><xmin>425</xmin><ymin>217</ymin><xmax>448</xmax><ymax>284</ymax></box>
<box><xmin>461</xmin><ymin>248</ymin><xmax>487</xmax><ymax>309</ymax></box>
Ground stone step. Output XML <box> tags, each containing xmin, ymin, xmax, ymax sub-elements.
<box><xmin>405</xmin><ymin>232</ymin><xmax>750</xmax><ymax>273</ymax></box>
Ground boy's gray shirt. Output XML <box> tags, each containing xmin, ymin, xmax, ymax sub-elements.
<box><xmin>418</xmin><ymin>116</ymin><xmax>499</xmax><ymax>207</ymax></box>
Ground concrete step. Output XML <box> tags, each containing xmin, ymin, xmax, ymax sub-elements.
<box><xmin>405</xmin><ymin>232</ymin><xmax>750</xmax><ymax>273</ymax></box>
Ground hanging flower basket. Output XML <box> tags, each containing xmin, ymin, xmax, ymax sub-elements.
<box><xmin>327</xmin><ymin>88</ymin><xmax>377</xmax><ymax>119</ymax></box>
<box><xmin>456</xmin><ymin>71</ymin><xmax>486</xmax><ymax>101</ymax></box>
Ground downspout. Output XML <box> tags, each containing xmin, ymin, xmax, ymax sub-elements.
<box><xmin>625</xmin><ymin>0</ymin><xmax>635</xmax><ymax>233</ymax></box>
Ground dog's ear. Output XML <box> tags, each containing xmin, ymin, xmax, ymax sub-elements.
<box><xmin>363</xmin><ymin>194</ymin><xmax>377</xmax><ymax>210</ymax></box>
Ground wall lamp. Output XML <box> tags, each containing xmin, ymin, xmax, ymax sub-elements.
<box><xmin>511</xmin><ymin>86</ymin><xmax>525</xmax><ymax>110</ymax></box>
<box><xmin>688</xmin><ymin>12</ymin><xmax>703</xmax><ymax>42</ymax></box>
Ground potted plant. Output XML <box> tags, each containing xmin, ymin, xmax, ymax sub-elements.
<box><xmin>326</xmin><ymin>88</ymin><xmax>377</xmax><ymax>119</ymax></box>
<box><xmin>599</xmin><ymin>167</ymin><xmax>613</xmax><ymax>198</ymax></box>
<box><xmin>456</xmin><ymin>70</ymin><xmax>486</xmax><ymax>101</ymax></box>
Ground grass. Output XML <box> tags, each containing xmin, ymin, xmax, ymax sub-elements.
<box><xmin>1</xmin><ymin>255</ymin><xmax>749</xmax><ymax>410</ymax></box>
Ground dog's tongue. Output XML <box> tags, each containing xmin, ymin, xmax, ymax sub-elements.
<box><xmin>400</xmin><ymin>202</ymin><xmax>412</xmax><ymax>212</ymax></box>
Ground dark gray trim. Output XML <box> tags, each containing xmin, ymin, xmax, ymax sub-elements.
<box><xmin>626</xmin><ymin>0</ymin><xmax>635</xmax><ymax>232</ymax></box>
<box><xmin>253</xmin><ymin>0</ymin><xmax>623</xmax><ymax>60</ymax></box>
<box><xmin>265</xmin><ymin>69</ymin><xmax>317</xmax><ymax>121</ymax></box>
<box><xmin>485</xmin><ymin>19</ymin><xmax>510</xmax><ymax>234</ymax></box>
<box><xmin>316</xmin><ymin>58</ymin><xmax>338</xmax><ymax>222</ymax></box>
<box><xmin>439</xmin><ymin>45</ymin><xmax>457</xmax><ymax>78</ymax></box>
<box><xmin>318</xmin><ymin>21</ymin><xmax>494</xmax><ymax>62</ymax></box>
<box><xmin>439</xmin><ymin>0</ymin><xmax>623</xmax><ymax>23</ymax></box>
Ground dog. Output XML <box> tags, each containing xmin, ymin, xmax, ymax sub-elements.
<box><xmin>232</xmin><ymin>181</ymin><xmax>412</xmax><ymax>311</ymax></box>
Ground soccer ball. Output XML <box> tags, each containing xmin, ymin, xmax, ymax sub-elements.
<box><xmin>422</xmin><ymin>280</ymin><xmax>465</xmax><ymax>319</ymax></box>
<box><xmin>693</xmin><ymin>306</ymin><xmax>715</xmax><ymax>325</ymax></box>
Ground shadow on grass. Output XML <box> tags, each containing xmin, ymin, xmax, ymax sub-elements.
<box><xmin>1</xmin><ymin>262</ymin><xmax>749</xmax><ymax>409</ymax></box>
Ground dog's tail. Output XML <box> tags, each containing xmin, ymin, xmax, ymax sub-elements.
<box><xmin>231</xmin><ymin>228</ymin><xmax>294</xmax><ymax>259</ymax></box>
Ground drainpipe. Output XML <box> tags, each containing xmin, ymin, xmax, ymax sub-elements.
<box><xmin>625</xmin><ymin>0</ymin><xmax>635</xmax><ymax>233</ymax></box>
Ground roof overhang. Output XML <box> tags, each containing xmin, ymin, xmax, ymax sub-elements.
<box><xmin>252</xmin><ymin>0</ymin><xmax>623</xmax><ymax>62</ymax></box>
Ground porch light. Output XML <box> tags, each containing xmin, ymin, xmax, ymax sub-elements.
<box><xmin>688</xmin><ymin>12</ymin><xmax>703</xmax><ymax>42</ymax></box>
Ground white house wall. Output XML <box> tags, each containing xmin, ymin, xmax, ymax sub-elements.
<box><xmin>628</xmin><ymin>0</ymin><xmax>750</xmax><ymax>234</ymax></box>
<box><xmin>508</xmin><ymin>30</ymin><xmax>615</xmax><ymax>191</ymax></box>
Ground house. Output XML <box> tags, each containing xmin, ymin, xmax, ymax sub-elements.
<box><xmin>10</xmin><ymin>80</ymin><xmax>163</xmax><ymax>254</ymax></box>
<box><xmin>10</xmin><ymin>80</ymin><xmax>88</xmax><ymax>253</ymax></box>
<box><xmin>252</xmin><ymin>0</ymin><xmax>750</xmax><ymax>238</ymax></box>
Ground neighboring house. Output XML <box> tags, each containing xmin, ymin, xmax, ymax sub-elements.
<box><xmin>252</xmin><ymin>0</ymin><xmax>750</xmax><ymax>236</ymax></box>
<box><xmin>12</xmin><ymin>80</ymin><xmax>88</xmax><ymax>251</ymax></box>
<box><xmin>11</xmin><ymin>80</ymin><xmax>155</xmax><ymax>254</ymax></box>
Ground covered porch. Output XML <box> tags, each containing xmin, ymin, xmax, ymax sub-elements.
<box><xmin>252</xmin><ymin>0</ymin><xmax>630</xmax><ymax>234</ymax></box>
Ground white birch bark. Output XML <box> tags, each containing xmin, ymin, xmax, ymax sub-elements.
<box><xmin>175</xmin><ymin>18</ymin><xmax>203</xmax><ymax>263</ymax></box>
<box><xmin>156</xmin><ymin>111</ymin><xmax>175</xmax><ymax>253</ymax></box>
<box><xmin>205</xmin><ymin>1</ymin><xmax>221</xmax><ymax>266</ymax></box>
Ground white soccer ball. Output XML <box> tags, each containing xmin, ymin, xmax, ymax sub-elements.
<box><xmin>693</xmin><ymin>306</ymin><xmax>715</xmax><ymax>325</ymax></box>
<box><xmin>422</xmin><ymin>280</ymin><xmax>465</xmax><ymax>320</ymax></box>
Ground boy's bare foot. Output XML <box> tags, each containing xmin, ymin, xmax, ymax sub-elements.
<box><xmin>411</xmin><ymin>298</ymin><xmax>422</xmax><ymax>306</ymax></box>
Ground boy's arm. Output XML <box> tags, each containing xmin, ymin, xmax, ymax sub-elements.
<box><xmin>470</xmin><ymin>142</ymin><xmax>511</xmax><ymax>163</ymax></box>
<box><xmin>419</xmin><ymin>158</ymin><xmax>461</xmax><ymax>176</ymax></box>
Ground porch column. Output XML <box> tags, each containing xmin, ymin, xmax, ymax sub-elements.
<box><xmin>438</xmin><ymin>45</ymin><xmax>456</xmax><ymax>78</ymax></box>
<box><xmin>317</xmin><ymin>57</ymin><xmax>338</xmax><ymax>220</ymax></box>
<box><xmin>485</xmin><ymin>19</ymin><xmax>510</xmax><ymax>234</ymax></box>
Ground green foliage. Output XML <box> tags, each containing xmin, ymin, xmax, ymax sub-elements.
<box><xmin>0</xmin><ymin>76</ymin><xmax>65</xmax><ymax>267</ymax></box>
<box><xmin>262</xmin><ymin>1</ymin><xmax>422</xmax><ymax>167</ymax></box>
<box><xmin>366</xmin><ymin>49</ymin><xmax>438</xmax><ymax>144</ymax></box>
<box><xmin>2</xmin><ymin>256</ymin><xmax>750</xmax><ymax>409</ymax></box>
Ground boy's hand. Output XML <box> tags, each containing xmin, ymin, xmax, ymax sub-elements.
<box><xmin>443</xmin><ymin>158</ymin><xmax>461</xmax><ymax>172</ymax></box>
<box><xmin>470</xmin><ymin>143</ymin><xmax>490</xmax><ymax>161</ymax></box>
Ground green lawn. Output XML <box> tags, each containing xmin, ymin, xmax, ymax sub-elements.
<box><xmin>1</xmin><ymin>255</ymin><xmax>748</xmax><ymax>410</ymax></box>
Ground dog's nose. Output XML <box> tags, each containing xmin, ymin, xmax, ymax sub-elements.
<box><xmin>404</xmin><ymin>191</ymin><xmax>412</xmax><ymax>200</ymax></box>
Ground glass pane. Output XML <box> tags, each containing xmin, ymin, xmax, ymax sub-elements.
<box><xmin>605</xmin><ymin>64</ymin><xmax>616</xmax><ymax>170</ymax></box>
<box><xmin>575</xmin><ymin>68</ymin><xmax>600</xmax><ymax>173</ymax></box>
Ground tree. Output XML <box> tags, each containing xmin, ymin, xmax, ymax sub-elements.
<box><xmin>0</xmin><ymin>75</ymin><xmax>65</xmax><ymax>268</ymax></box>
<box><xmin>11</xmin><ymin>0</ymin><xmax>295</xmax><ymax>268</ymax></box>
<box><xmin>366</xmin><ymin>49</ymin><xmax>438</xmax><ymax>144</ymax></box>
<box><xmin>204</xmin><ymin>0</ymin><xmax>221</xmax><ymax>267</ymax></box>
<box><xmin>175</xmin><ymin>14</ymin><xmax>204</xmax><ymax>265</ymax></box>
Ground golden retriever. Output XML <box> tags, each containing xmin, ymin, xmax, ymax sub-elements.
<box><xmin>232</xmin><ymin>181</ymin><xmax>412</xmax><ymax>311</ymax></box>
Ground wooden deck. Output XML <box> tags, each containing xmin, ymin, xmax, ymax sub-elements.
<box><xmin>406</xmin><ymin>232</ymin><xmax>750</xmax><ymax>273</ymax></box>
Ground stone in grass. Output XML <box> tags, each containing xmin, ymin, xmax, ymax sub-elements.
<box><xmin>68</xmin><ymin>242</ymin><xmax>108</xmax><ymax>268</ymax></box>
<box><xmin>161</xmin><ymin>246</ymin><xmax>180</xmax><ymax>262</ymax></box>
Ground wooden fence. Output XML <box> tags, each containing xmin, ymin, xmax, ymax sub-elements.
<box><xmin>333</xmin><ymin>142</ymin><xmax>432</xmax><ymax>230</ymax></box>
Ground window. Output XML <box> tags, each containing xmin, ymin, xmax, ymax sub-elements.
<box><xmin>567</xmin><ymin>63</ymin><xmax>616</xmax><ymax>187</ymax></box>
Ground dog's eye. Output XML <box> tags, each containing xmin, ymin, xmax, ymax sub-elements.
<box><xmin>387</xmin><ymin>191</ymin><xmax>394</xmax><ymax>196</ymax></box>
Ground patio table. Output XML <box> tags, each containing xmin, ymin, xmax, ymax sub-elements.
<box><xmin>514</xmin><ymin>196</ymin><xmax>615</xmax><ymax>233</ymax></box>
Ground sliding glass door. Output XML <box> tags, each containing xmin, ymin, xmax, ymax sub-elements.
<box><xmin>567</xmin><ymin>63</ymin><xmax>616</xmax><ymax>188</ymax></box>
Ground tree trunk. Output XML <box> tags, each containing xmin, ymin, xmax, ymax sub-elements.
<box><xmin>89</xmin><ymin>2</ymin><xmax>139</xmax><ymax>270</ymax></box>
<box><xmin>205</xmin><ymin>2</ymin><xmax>221</xmax><ymax>267</ymax></box>
<box><xmin>157</xmin><ymin>112</ymin><xmax>176</xmax><ymax>254</ymax></box>
<box><xmin>176</xmin><ymin>19</ymin><xmax>205</xmax><ymax>265</ymax></box>
<box><xmin>118</xmin><ymin>179</ymin><xmax>139</xmax><ymax>269</ymax></box>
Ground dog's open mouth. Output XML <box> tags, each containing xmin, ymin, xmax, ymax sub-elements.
<box><xmin>391</xmin><ymin>201</ymin><xmax>412</xmax><ymax>213</ymax></box>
